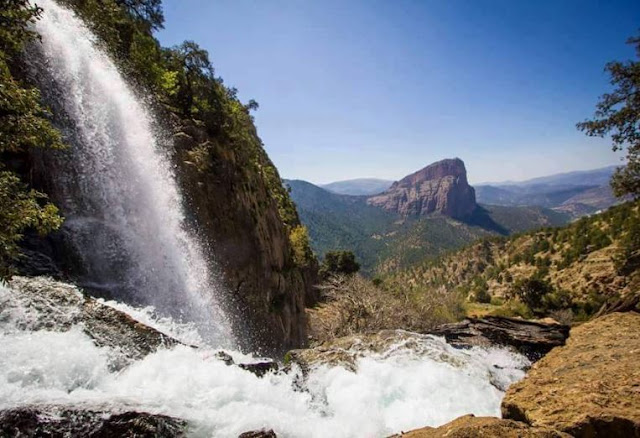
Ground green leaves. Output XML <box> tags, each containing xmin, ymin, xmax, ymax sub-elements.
<box><xmin>0</xmin><ymin>171</ymin><xmax>63</xmax><ymax>276</ymax></box>
<box><xmin>0</xmin><ymin>1</ymin><xmax>66</xmax><ymax>275</ymax></box>
<box><xmin>578</xmin><ymin>34</ymin><xmax>640</xmax><ymax>198</ymax></box>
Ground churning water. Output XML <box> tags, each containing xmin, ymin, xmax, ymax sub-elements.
<box><xmin>28</xmin><ymin>0</ymin><xmax>232</xmax><ymax>345</ymax></box>
<box><xmin>0</xmin><ymin>281</ymin><xmax>529</xmax><ymax>438</ymax></box>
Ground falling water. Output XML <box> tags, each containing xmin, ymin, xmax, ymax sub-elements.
<box><xmin>28</xmin><ymin>0</ymin><xmax>232</xmax><ymax>346</ymax></box>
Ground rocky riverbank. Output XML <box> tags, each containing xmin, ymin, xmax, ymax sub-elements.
<box><xmin>395</xmin><ymin>311</ymin><xmax>640</xmax><ymax>438</ymax></box>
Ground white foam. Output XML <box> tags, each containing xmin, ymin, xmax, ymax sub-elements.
<box><xmin>0</xmin><ymin>281</ymin><xmax>529</xmax><ymax>437</ymax></box>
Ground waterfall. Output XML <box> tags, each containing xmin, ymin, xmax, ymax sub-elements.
<box><xmin>28</xmin><ymin>0</ymin><xmax>233</xmax><ymax>346</ymax></box>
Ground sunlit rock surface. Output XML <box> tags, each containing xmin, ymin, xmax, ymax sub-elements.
<box><xmin>367</xmin><ymin>158</ymin><xmax>477</xmax><ymax>219</ymax></box>
<box><xmin>389</xmin><ymin>415</ymin><xmax>570</xmax><ymax>438</ymax></box>
<box><xmin>502</xmin><ymin>312</ymin><xmax>640</xmax><ymax>437</ymax></box>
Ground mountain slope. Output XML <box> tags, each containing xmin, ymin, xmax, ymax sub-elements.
<box><xmin>386</xmin><ymin>200</ymin><xmax>640</xmax><ymax>321</ymax></box>
<box><xmin>475</xmin><ymin>165</ymin><xmax>622</xmax><ymax>217</ymax></box>
<box><xmin>287</xmin><ymin>176</ymin><xmax>569</xmax><ymax>274</ymax></box>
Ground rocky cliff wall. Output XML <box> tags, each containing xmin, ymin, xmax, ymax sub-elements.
<box><xmin>367</xmin><ymin>158</ymin><xmax>477</xmax><ymax>219</ymax></box>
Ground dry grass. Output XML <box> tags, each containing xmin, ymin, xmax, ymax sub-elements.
<box><xmin>307</xmin><ymin>274</ymin><xmax>465</xmax><ymax>343</ymax></box>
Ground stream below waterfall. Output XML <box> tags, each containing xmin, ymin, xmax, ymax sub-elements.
<box><xmin>0</xmin><ymin>281</ymin><xmax>529</xmax><ymax>438</ymax></box>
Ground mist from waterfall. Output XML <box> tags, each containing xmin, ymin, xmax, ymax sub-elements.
<box><xmin>28</xmin><ymin>0</ymin><xmax>233</xmax><ymax>346</ymax></box>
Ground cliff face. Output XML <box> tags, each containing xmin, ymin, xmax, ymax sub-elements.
<box><xmin>367</xmin><ymin>158</ymin><xmax>477</xmax><ymax>219</ymax></box>
<box><xmin>171</xmin><ymin>116</ymin><xmax>317</xmax><ymax>354</ymax></box>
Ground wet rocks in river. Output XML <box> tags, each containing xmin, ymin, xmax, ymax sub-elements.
<box><xmin>0</xmin><ymin>406</ymin><xmax>187</xmax><ymax>438</ymax></box>
<box><xmin>429</xmin><ymin>316</ymin><xmax>570</xmax><ymax>361</ymax></box>
<box><xmin>238</xmin><ymin>429</ymin><xmax>278</xmax><ymax>438</ymax></box>
<box><xmin>2</xmin><ymin>276</ymin><xmax>181</xmax><ymax>368</ymax></box>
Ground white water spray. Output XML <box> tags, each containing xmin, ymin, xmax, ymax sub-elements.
<box><xmin>0</xmin><ymin>281</ymin><xmax>529</xmax><ymax>438</ymax></box>
<box><xmin>29</xmin><ymin>0</ymin><xmax>232</xmax><ymax>346</ymax></box>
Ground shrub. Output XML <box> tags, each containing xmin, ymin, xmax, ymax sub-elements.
<box><xmin>308</xmin><ymin>275</ymin><xmax>465</xmax><ymax>342</ymax></box>
<box><xmin>289</xmin><ymin>225</ymin><xmax>314</xmax><ymax>267</ymax></box>
<box><xmin>319</xmin><ymin>250</ymin><xmax>360</xmax><ymax>278</ymax></box>
<box><xmin>509</xmin><ymin>277</ymin><xmax>552</xmax><ymax>312</ymax></box>
<box><xmin>472</xmin><ymin>283</ymin><xmax>492</xmax><ymax>304</ymax></box>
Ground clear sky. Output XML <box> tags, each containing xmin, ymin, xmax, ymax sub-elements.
<box><xmin>157</xmin><ymin>0</ymin><xmax>640</xmax><ymax>184</ymax></box>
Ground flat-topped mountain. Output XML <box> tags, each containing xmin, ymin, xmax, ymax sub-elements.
<box><xmin>367</xmin><ymin>158</ymin><xmax>477</xmax><ymax>219</ymax></box>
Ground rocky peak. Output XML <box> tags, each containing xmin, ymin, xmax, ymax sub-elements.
<box><xmin>367</xmin><ymin>158</ymin><xmax>477</xmax><ymax>219</ymax></box>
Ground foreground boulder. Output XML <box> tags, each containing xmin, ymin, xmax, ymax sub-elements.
<box><xmin>430</xmin><ymin>316</ymin><xmax>569</xmax><ymax>361</ymax></box>
<box><xmin>502</xmin><ymin>312</ymin><xmax>640</xmax><ymax>437</ymax></box>
<box><xmin>389</xmin><ymin>415</ymin><xmax>570</xmax><ymax>437</ymax></box>
<box><xmin>0</xmin><ymin>406</ymin><xmax>186</xmax><ymax>437</ymax></box>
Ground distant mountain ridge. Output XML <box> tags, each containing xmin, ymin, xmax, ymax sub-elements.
<box><xmin>477</xmin><ymin>165</ymin><xmax>618</xmax><ymax>187</ymax></box>
<box><xmin>475</xmin><ymin>165</ymin><xmax>622</xmax><ymax>216</ymax></box>
<box><xmin>321</xmin><ymin>178</ymin><xmax>393</xmax><ymax>196</ymax></box>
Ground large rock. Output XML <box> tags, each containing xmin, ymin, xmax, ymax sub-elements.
<box><xmin>2</xmin><ymin>276</ymin><xmax>180</xmax><ymax>367</ymax></box>
<box><xmin>502</xmin><ymin>312</ymin><xmax>640</xmax><ymax>437</ymax></box>
<box><xmin>430</xmin><ymin>316</ymin><xmax>570</xmax><ymax>361</ymax></box>
<box><xmin>0</xmin><ymin>406</ymin><xmax>186</xmax><ymax>438</ymax></box>
<box><xmin>389</xmin><ymin>415</ymin><xmax>570</xmax><ymax>437</ymax></box>
<box><xmin>367</xmin><ymin>158</ymin><xmax>477</xmax><ymax>219</ymax></box>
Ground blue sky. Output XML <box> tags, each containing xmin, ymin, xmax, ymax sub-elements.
<box><xmin>157</xmin><ymin>0</ymin><xmax>640</xmax><ymax>184</ymax></box>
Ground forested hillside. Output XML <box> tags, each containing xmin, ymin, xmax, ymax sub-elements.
<box><xmin>287</xmin><ymin>179</ymin><xmax>568</xmax><ymax>274</ymax></box>
<box><xmin>385</xmin><ymin>200</ymin><xmax>640</xmax><ymax>322</ymax></box>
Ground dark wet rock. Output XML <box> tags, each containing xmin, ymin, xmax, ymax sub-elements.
<box><xmin>215</xmin><ymin>350</ymin><xmax>235</xmax><ymax>365</ymax></box>
<box><xmin>3</xmin><ymin>276</ymin><xmax>181</xmax><ymax>366</ymax></box>
<box><xmin>238</xmin><ymin>361</ymin><xmax>279</xmax><ymax>377</ymax></box>
<box><xmin>238</xmin><ymin>429</ymin><xmax>277</xmax><ymax>438</ymax></box>
<box><xmin>0</xmin><ymin>405</ymin><xmax>187</xmax><ymax>438</ymax></box>
<box><xmin>429</xmin><ymin>316</ymin><xmax>569</xmax><ymax>361</ymax></box>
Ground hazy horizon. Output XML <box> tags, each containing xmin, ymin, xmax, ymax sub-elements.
<box><xmin>293</xmin><ymin>162</ymin><xmax>619</xmax><ymax>186</ymax></box>
<box><xmin>158</xmin><ymin>0</ymin><xmax>638</xmax><ymax>184</ymax></box>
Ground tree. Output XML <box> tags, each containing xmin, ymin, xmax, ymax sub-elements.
<box><xmin>320</xmin><ymin>250</ymin><xmax>360</xmax><ymax>278</ymax></box>
<box><xmin>115</xmin><ymin>0</ymin><xmax>164</xmax><ymax>31</ymax></box>
<box><xmin>510</xmin><ymin>277</ymin><xmax>552</xmax><ymax>312</ymax></box>
<box><xmin>577</xmin><ymin>34</ymin><xmax>640</xmax><ymax>197</ymax></box>
<box><xmin>0</xmin><ymin>0</ymin><xmax>65</xmax><ymax>275</ymax></box>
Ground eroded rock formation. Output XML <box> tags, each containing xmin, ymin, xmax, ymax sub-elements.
<box><xmin>367</xmin><ymin>158</ymin><xmax>477</xmax><ymax>219</ymax></box>
<box><xmin>429</xmin><ymin>316</ymin><xmax>570</xmax><ymax>361</ymax></box>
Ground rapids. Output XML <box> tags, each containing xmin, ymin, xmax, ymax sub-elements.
<box><xmin>0</xmin><ymin>281</ymin><xmax>529</xmax><ymax>438</ymax></box>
